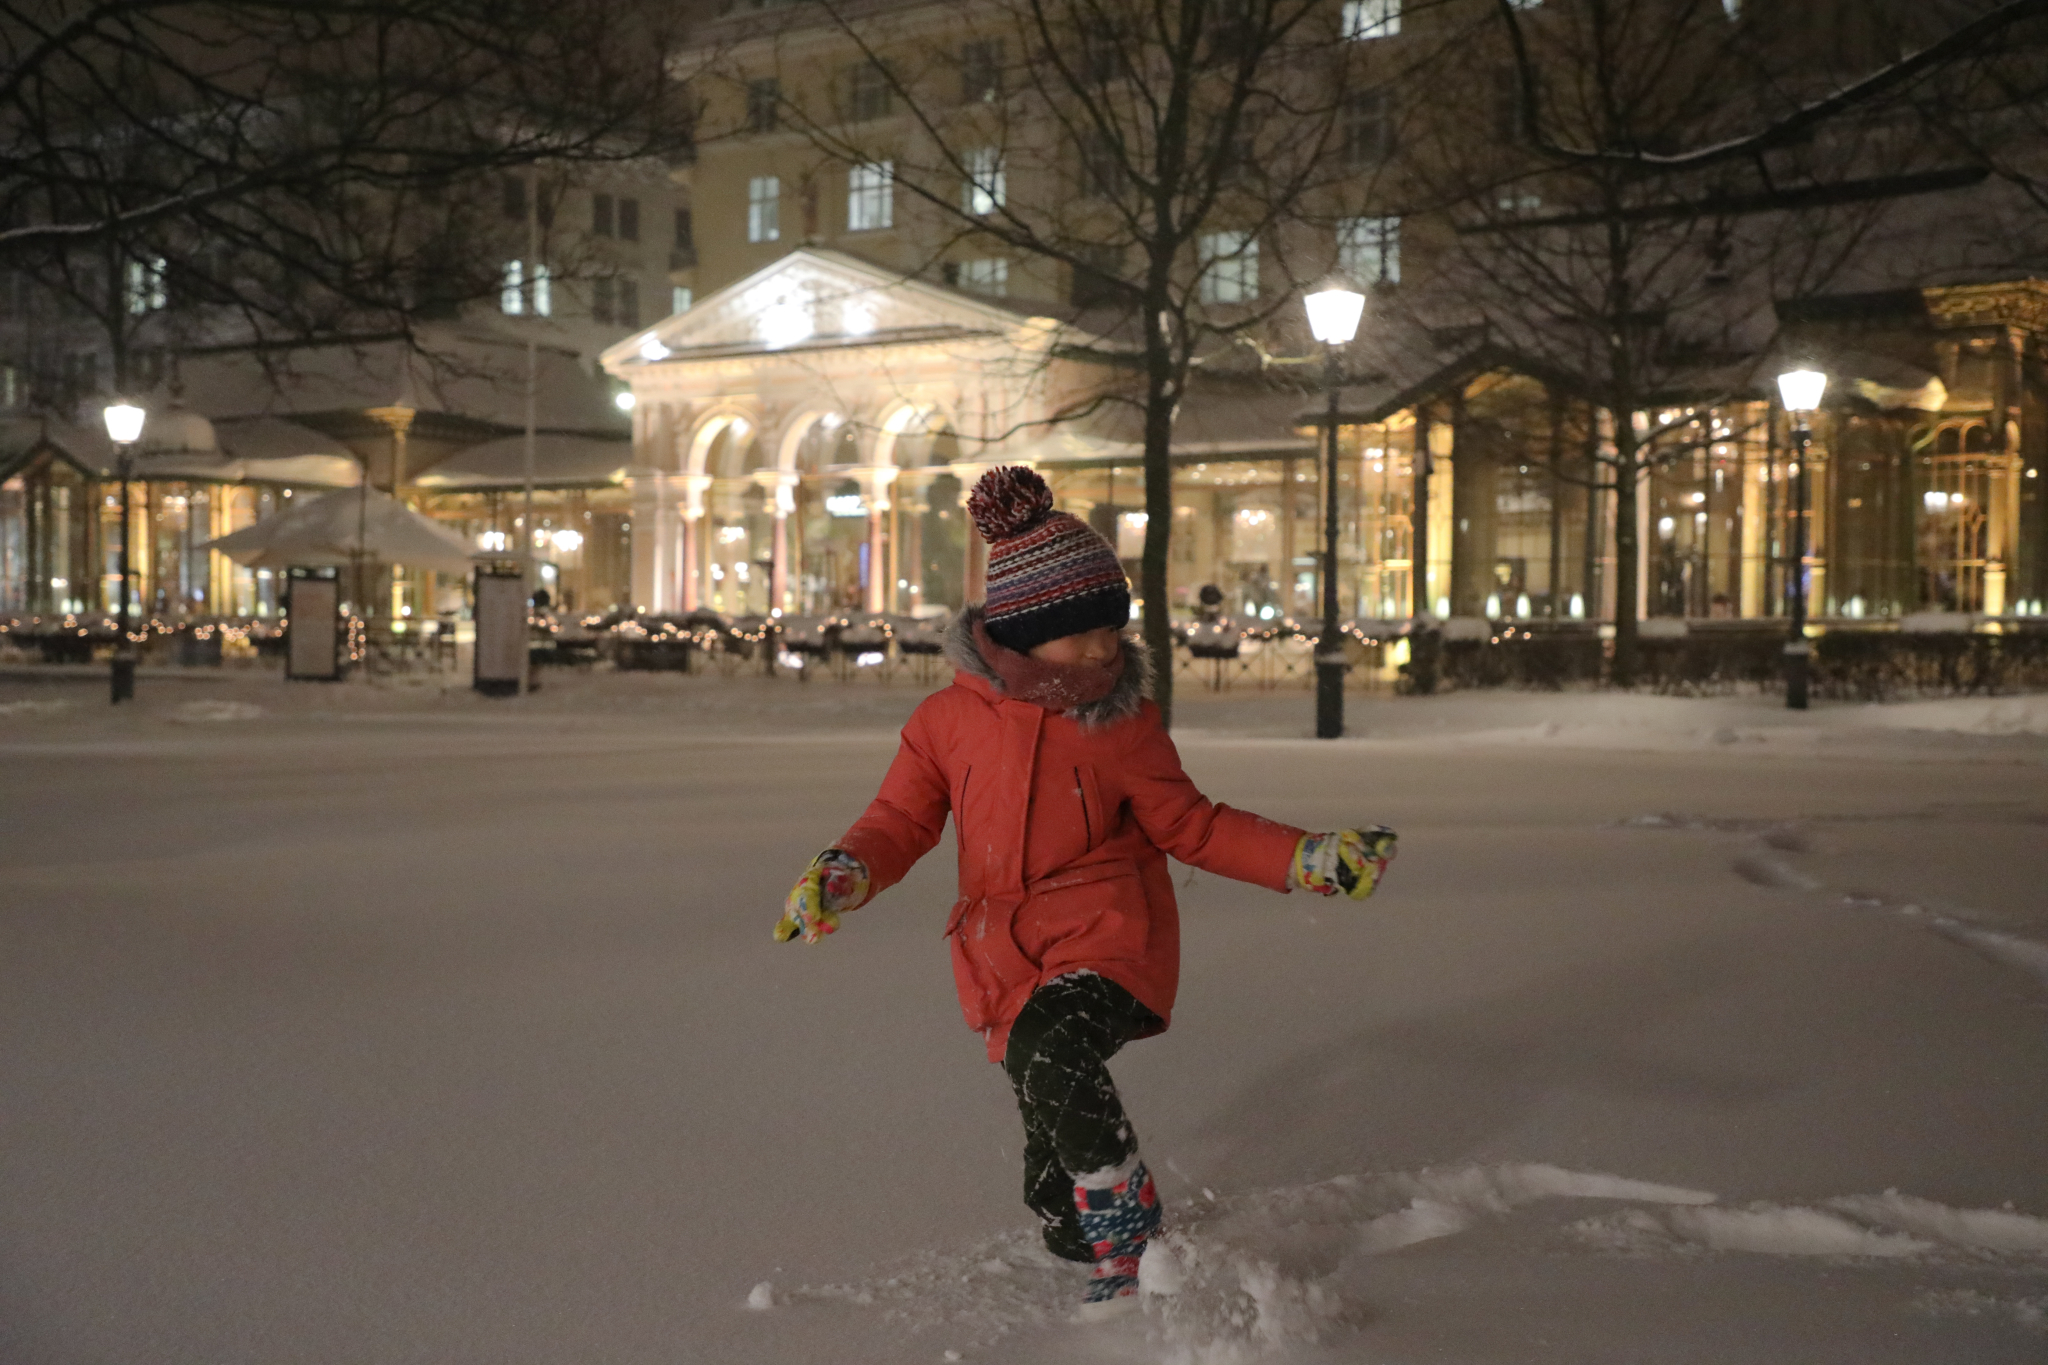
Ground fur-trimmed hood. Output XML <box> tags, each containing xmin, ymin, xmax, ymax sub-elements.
<box><xmin>943</xmin><ymin>606</ymin><xmax>1151</xmax><ymax>728</ymax></box>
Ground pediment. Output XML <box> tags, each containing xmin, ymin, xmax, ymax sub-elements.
<box><xmin>602</xmin><ymin>248</ymin><xmax>1052</xmax><ymax>370</ymax></box>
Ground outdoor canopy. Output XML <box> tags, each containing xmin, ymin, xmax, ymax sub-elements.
<box><xmin>199</xmin><ymin>486</ymin><xmax>475</xmax><ymax>574</ymax></box>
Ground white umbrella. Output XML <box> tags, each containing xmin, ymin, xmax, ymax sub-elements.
<box><xmin>199</xmin><ymin>486</ymin><xmax>475</xmax><ymax>574</ymax></box>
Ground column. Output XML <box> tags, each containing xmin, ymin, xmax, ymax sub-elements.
<box><xmin>1427</xmin><ymin>423</ymin><xmax>1454</xmax><ymax>618</ymax></box>
<box><xmin>1984</xmin><ymin>329</ymin><xmax>2022</xmax><ymax>615</ymax></box>
<box><xmin>953</xmin><ymin>461</ymin><xmax>997</xmax><ymax>604</ymax></box>
<box><xmin>1740</xmin><ymin>447</ymin><xmax>1766</xmax><ymax>618</ymax></box>
<box><xmin>680</xmin><ymin>475</ymin><xmax>710</xmax><ymax>611</ymax></box>
<box><xmin>857</xmin><ymin>466</ymin><xmax>897</xmax><ymax>614</ymax></box>
<box><xmin>770</xmin><ymin>474</ymin><xmax>795</xmax><ymax>614</ymax></box>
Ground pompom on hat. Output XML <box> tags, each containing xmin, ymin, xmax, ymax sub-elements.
<box><xmin>968</xmin><ymin>466</ymin><xmax>1131</xmax><ymax>654</ymax></box>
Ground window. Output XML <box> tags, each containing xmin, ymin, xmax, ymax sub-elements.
<box><xmin>962</xmin><ymin>147</ymin><xmax>1005</xmax><ymax>215</ymax></box>
<box><xmin>847</xmin><ymin>161</ymin><xmax>893</xmax><ymax>231</ymax></box>
<box><xmin>1069</xmin><ymin>245</ymin><xmax>1125</xmax><ymax>308</ymax></box>
<box><xmin>960</xmin><ymin>39</ymin><xmax>1003</xmax><ymax>102</ymax></box>
<box><xmin>956</xmin><ymin>258</ymin><xmax>1008</xmax><ymax>296</ymax></box>
<box><xmin>618</xmin><ymin>275</ymin><xmax>640</xmax><ymax>327</ymax></box>
<box><xmin>674</xmin><ymin>207</ymin><xmax>694</xmax><ymax>252</ymax></box>
<box><xmin>1341</xmin><ymin>0</ymin><xmax>1399</xmax><ymax>40</ymax></box>
<box><xmin>748</xmin><ymin>176</ymin><xmax>780</xmax><ymax>243</ymax></box>
<box><xmin>847</xmin><ymin>61</ymin><xmax>891</xmax><ymax>121</ymax></box>
<box><xmin>124</xmin><ymin>257</ymin><xmax>167</xmax><ymax>314</ymax></box>
<box><xmin>673</xmin><ymin>286</ymin><xmax>693</xmax><ymax>314</ymax></box>
<box><xmin>1341</xmin><ymin>89</ymin><xmax>1393</xmax><ymax>167</ymax></box>
<box><xmin>1338</xmin><ymin>215</ymin><xmax>1401</xmax><ymax>284</ymax></box>
<box><xmin>1198</xmin><ymin>230</ymin><xmax>1258</xmax><ymax>303</ymax></box>
<box><xmin>1077</xmin><ymin>131</ymin><xmax>1124</xmax><ymax>199</ymax></box>
<box><xmin>1080</xmin><ymin>32</ymin><xmax>1123</xmax><ymax>84</ymax></box>
<box><xmin>502</xmin><ymin>175</ymin><xmax>526</xmax><ymax>220</ymax></box>
<box><xmin>592</xmin><ymin>275</ymin><xmax>613</xmax><ymax>324</ymax></box>
<box><xmin>618</xmin><ymin>197</ymin><xmax>640</xmax><ymax>242</ymax></box>
<box><xmin>747</xmin><ymin>78</ymin><xmax>781</xmax><ymax>133</ymax></box>
<box><xmin>594</xmin><ymin>192</ymin><xmax>615</xmax><ymax>237</ymax></box>
<box><xmin>501</xmin><ymin>259</ymin><xmax>524</xmax><ymax>314</ymax></box>
<box><xmin>532</xmin><ymin>262</ymin><xmax>553</xmax><ymax>316</ymax></box>
<box><xmin>1496</xmin><ymin>190</ymin><xmax>1543</xmax><ymax>215</ymax></box>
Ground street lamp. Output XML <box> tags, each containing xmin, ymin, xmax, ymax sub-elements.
<box><xmin>102</xmin><ymin>400</ymin><xmax>146</xmax><ymax>704</ymax></box>
<box><xmin>1776</xmin><ymin>368</ymin><xmax>1826</xmax><ymax>711</ymax></box>
<box><xmin>1304</xmin><ymin>280</ymin><xmax>1366</xmax><ymax>739</ymax></box>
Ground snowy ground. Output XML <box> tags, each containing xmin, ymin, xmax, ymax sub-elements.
<box><xmin>3</xmin><ymin>667</ymin><xmax>2046</xmax><ymax>1364</ymax></box>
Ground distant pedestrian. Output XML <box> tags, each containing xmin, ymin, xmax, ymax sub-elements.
<box><xmin>775</xmin><ymin>466</ymin><xmax>1397</xmax><ymax>1320</ymax></box>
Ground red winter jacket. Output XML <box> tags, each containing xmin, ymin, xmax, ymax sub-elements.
<box><xmin>833</xmin><ymin>616</ymin><xmax>1305</xmax><ymax>1062</ymax></box>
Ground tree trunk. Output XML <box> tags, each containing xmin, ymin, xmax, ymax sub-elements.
<box><xmin>1610</xmin><ymin>420</ymin><xmax>1641</xmax><ymax>687</ymax></box>
<box><xmin>1140</xmin><ymin>347</ymin><xmax>1177</xmax><ymax>727</ymax></box>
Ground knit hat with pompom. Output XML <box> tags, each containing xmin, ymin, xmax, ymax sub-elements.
<box><xmin>967</xmin><ymin>465</ymin><xmax>1131</xmax><ymax>654</ymax></box>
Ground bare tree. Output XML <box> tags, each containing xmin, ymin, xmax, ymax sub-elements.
<box><xmin>702</xmin><ymin>0</ymin><xmax>1448</xmax><ymax>722</ymax></box>
<box><xmin>1395</xmin><ymin>0</ymin><xmax>2025</xmax><ymax>684</ymax></box>
<box><xmin>0</xmin><ymin>0</ymin><xmax>699</xmax><ymax>387</ymax></box>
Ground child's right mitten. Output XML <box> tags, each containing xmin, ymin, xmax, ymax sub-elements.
<box><xmin>773</xmin><ymin>849</ymin><xmax>871</xmax><ymax>944</ymax></box>
<box><xmin>1290</xmin><ymin>827</ymin><xmax>1398</xmax><ymax>901</ymax></box>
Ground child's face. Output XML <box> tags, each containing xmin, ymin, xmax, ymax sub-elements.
<box><xmin>1028</xmin><ymin>626</ymin><xmax>1122</xmax><ymax>666</ymax></box>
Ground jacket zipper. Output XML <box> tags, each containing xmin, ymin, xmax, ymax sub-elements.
<box><xmin>1075</xmin><ymin>766</ymin><xmax>1091</xmax><ymax>846</ymax></box>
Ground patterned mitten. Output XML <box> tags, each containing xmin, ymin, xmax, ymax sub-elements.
<box><xmin>773</xmin><ymin>849</ymin><xmax>870</xmax><ymax>944</ymax></box>
<box><xmin>1074</xmin><ymin>1156</ymin><xmax>1161</xmax><ymax>1318</ymax></box>
<box><xmin>1291</xmin><ymin>826</ymin><xmax>1398</xmax><ymax>901</ymax></box>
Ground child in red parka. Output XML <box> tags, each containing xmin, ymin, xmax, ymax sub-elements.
<box><xmin>774</xmin><ymin>466</ymin><xmax>1397</xmax><ymax>1318</ymax></box>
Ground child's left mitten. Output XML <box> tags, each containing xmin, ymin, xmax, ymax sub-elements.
<box><xmin>773</xmin><ymin>849</ymin><xmax>871</xmax><ymax>944</ymax></box>
<box><xmin>1290</xmin><ymin>827</ymin><xmax>1397</xmax><ymax>901</ymax></box>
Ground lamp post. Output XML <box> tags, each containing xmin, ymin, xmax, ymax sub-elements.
<box><xmin>1775</xmin><ymin>368</ymin><xmax>1826</xmax><ymax>710</ymax></box>
<box><xmin>1303</xmin><ymin>280</ymin><xmax>1366</xmax><ymax>739</ymax></box>
<box><xmin>102</xmin><ymin>401</ymin><xmax>146</xmax><ymax>703</ymax></box>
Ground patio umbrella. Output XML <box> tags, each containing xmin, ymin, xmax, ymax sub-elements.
<box><xmin>199</xmin><ymin>486</ymin><xmax>475</xmax><ymax>574</ymax></box>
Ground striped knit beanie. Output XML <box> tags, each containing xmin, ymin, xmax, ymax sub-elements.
<box><xmin>968</xmin><ymin>466</ymin><xmax>1131</xmax><ymax>654</ymax></box>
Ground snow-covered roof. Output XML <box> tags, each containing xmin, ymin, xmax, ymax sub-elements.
<box><xmin>601</xmin><ymin>247</ymin><xmax>1109</xmax><ymax>373</ymax></box>
<box><xmin>165</xmin><ymin>328</ymin><xmax>629</xmax><ymax>434</ymax></box>
<box><xmin>413</xmin><ymin>432</ymin><xmax>631</xmax><ymax>490</ymax></box>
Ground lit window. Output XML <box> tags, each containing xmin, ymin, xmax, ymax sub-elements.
<box><xmin>673</xmin><ymin>286</ymin><xmax>693</xmax><ymax>314</ymax></box>
<box><xmin>962</xmin><ymin>148</ymin><xmax>1005</xmax><ymax>216</ymax></box>
<box><xmin>748</xmin><ymin>176</ymin><xmax>780</xmax><ymax>243</ymax></box>
<box><xmin>501</xmin><ymin>259</ymin><xmax>524</xmax><ymax>314</ymax></box>
<box><xmin>1337</xmin><ymin>216</ymin><xmax>1400</xmax><ymax>284</ymax></box>
<box><xmin>848</xmin><ymin>162</ymin><xmax>894</xmax><ymax>232</ymax></box>
<box><xmin>532</xmin><ymin>263</ymin><xmax>552</xmax><ymax>316</ymax></box>
<box><xmin>1198</xmin><ymin>230</ymin><xmax>1258</xmax><ymax>304</ymax></box>
<box><xmin>958</xmin><ymin>258</ymin><xmax>1008</xmax><ymax>296</ymax></box>
<box><xmin>1341</xmin><ymin>0</ymin><xmax>1399</xmax><ymax>40</ymax></box>
<box><xmin>125</xmin><ymin>257</ymin><xmax>167</xmax><ymax>315</ymax></box>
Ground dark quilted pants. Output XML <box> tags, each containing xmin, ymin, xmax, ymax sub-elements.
<box><xmin>1003</xmin><ymin>973</ymin><xmax>1161</xmax><ymax>1263</ymax></box>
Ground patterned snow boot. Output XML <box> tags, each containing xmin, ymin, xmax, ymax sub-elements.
<box><xmin>1072</xmin><ymin>1155</ymin><xmax>1160</xmax><ymax>1321</ymax></box>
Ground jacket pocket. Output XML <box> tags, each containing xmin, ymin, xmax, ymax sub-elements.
<box><xmin>1075</xmin><ymin>764</ymin><xmax>1112</xmax><ymax>851</ymax></box>
<box><xmin>944</xmin><ymin>895</ymin><xmax>1037</xmax><ymax>1033</ymax></box>
<box><xmin>1014</xmin><ymin>859</ymin><xmax>1148</xmax><ymax>968</ymax></box>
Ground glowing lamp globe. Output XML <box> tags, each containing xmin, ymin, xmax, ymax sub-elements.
<box><xmin>103</xmin><ymin>402</ymin><xmax>146</xmax><ymax>444</ymax></box>
<box><xmin>1303</xmin><ymin>285</ymin><xmax>1366</xmax><ymax>346</ymax></box>
<box><xmin>1776</xmin><ymin>368</ymin><xmax>1827</xmax><ymax>414</ymax></box>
